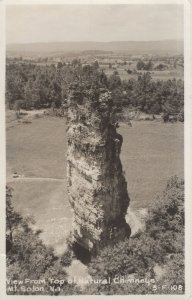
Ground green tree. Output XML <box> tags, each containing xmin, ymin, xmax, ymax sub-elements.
<box><xmin>145</xmin><ymin>60</ymin><xmax>153</xmax><ymax>70</ymax></box>
<box><xmin>136</xmin><ymin>59</ymin><xmax>145</xmax><ymax>70</ymax></box>
<box><xmin>6</xmin><ymin>186</ymin><xmax>22</xmax><ymax>245</ymax></box>
<box><xmin>84</xmin><ymin>176</ymin><xmax>184</xmax><ymax>295</ymax></box>
<box><xmin>93</xmin><ymin>60</ymin><xmax>99</xmax><ymax>70</ymax></box>
<box><xmin>108</xmin><ymin>73</ymin><xmax>121</xmax><ymax>90</ymax></box>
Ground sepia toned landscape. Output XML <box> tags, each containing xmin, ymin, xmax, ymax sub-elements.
<box><xmin>6</xmin><ymin>4</ymin><xmax>184</xmax><ymax>296</ymax></box>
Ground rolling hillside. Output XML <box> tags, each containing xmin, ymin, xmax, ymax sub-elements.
<box><xmin>7</xmin><ymin>40</ymin><xmax>183</xmax><ymax>56</ymax></box>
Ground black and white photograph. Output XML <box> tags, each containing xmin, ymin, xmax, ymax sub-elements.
<box><xmin>1</xmin><ymin>0</ymin><xmax>191</xmax><ymax>297</ymax></box>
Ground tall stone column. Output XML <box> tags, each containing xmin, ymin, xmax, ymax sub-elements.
<box><xmin>66</xmin><ymin>84</ymin><xmax>130</xmax><ymax>254</ymax></box>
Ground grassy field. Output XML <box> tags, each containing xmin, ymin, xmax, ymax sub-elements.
<box><xmin>7</xmin><ymin>116</ymin><xmax>67</xmax><ymax>179</ymax></box>
<box><xmin>119</xmin><ymin>121</ymin><xmax>184</xmax><ymax>209</ymax></box>
<box><xmin>103</xmin><ymin>66</ymin><xmax>183</xmax><ymax>81</ymax></box>
<box><xmin>8</xmin><ymin>179</ymin><xmax>72</xmax><ymax>255</ymax></box>
<box><xmin>6</xmin><ymin>115</ymin><xmax>184</xmax><ymax>252</ymax></box>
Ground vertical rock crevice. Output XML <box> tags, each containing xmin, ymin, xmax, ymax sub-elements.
<box><xmin>67</xmin><ymin>84</ymin><xmax>130</xmax><ymax>254</ymax></box>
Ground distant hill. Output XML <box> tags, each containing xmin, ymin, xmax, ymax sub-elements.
<box><xmin>6</xmin><ymin>40</ymin><xmax>183</xmax><ymax>56</ymax></box>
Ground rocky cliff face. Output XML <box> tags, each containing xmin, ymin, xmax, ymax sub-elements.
<box><xmin>66</xmin><ymin>84</ymin><xmax>130</xmax><ymax>254</ymax></box>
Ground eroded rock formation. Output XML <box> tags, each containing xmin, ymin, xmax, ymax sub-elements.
<box><xmin>66</xmin><ymin>84</ymin><xmax>130</xmax><ymax>254</ymax></box>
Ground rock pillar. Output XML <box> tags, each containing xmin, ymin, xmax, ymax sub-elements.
<box><xmin>66</xmin><ymin>84</ymin><xmax>130</xmax><ymax>254</ymax></box>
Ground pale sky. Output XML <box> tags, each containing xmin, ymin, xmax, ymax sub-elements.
<box><xmin>6</xmin><ymin>4</ymin><xmax>184</xmax><ymax>44</ymax></box>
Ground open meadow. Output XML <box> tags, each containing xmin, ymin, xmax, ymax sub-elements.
<box><xmin>6</xmin><ymin>114</ymin><xmax>184</xmax><ymax>253</ymax></box>
<box><xmin>103</xmin><ymin>65</ymin><xmax>183</xmax><ymax>81</ymax></box>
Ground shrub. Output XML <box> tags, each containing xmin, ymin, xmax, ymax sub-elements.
<box><xmin>177</xmin><ymin>108</ymin><xmax>184</xmax><ymax>122</ymax></box>
<box><xmin>84</xmin><ymin>176</ymin><xmax>184</xmax><ymax>295</ymax></box>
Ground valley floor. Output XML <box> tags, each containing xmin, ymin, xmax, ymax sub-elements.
<box><xmin>6</xmin><ymin>114</ymin><xmax>184</xmax><ymax>254</ymax></box>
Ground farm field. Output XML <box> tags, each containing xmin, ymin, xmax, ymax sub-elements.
<box><xmin>6</xmin><ymin>115</ymin><xmax>184</xmax><ymax>252</ymax></box>
<box><xmin>103</xmin><ymin>66</ymin><xmax>183</xmax><ymax>81</ymax></box>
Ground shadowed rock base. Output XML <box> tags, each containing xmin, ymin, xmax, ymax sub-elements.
<box><xmin>67</xmin><ymin>85</ymin><xmax>131</xmax><ymax>255</ymax></box>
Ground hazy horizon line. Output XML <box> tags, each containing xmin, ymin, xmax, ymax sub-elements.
<box><xmin>7</xmin><ymin>39</ymin><xmax>184</xmax><ymax>45</ymax></box>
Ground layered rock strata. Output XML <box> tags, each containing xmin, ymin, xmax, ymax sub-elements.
<box><xmin>66</xmin><ymin>85</ymin><xmax>130</xmax><ymax>254</ymax></box>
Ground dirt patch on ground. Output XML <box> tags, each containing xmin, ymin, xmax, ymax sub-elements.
<box><xmin>6</xmin><ymin>109</ymin><xmax>46</xmax><ymax>130</ymax></box>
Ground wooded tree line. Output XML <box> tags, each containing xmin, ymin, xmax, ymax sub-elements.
<box><xmin>136</xmin><ymin>59</ymin><xmax>154</xmax><ymax>70</ymax></box>
<box><xmin>6</xmin><ymin>63</ymin><xmax>62</xmax><ymax>110</ymax></box>
<box><xmin>109</xmin><ymin>72</ymin><xmax>184</xmax><ymax>117</ymax></box>
<box><xmin>6</xmin><ymin>61</ymin><xmax>184</xmax><ymax>118</ymax></box>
